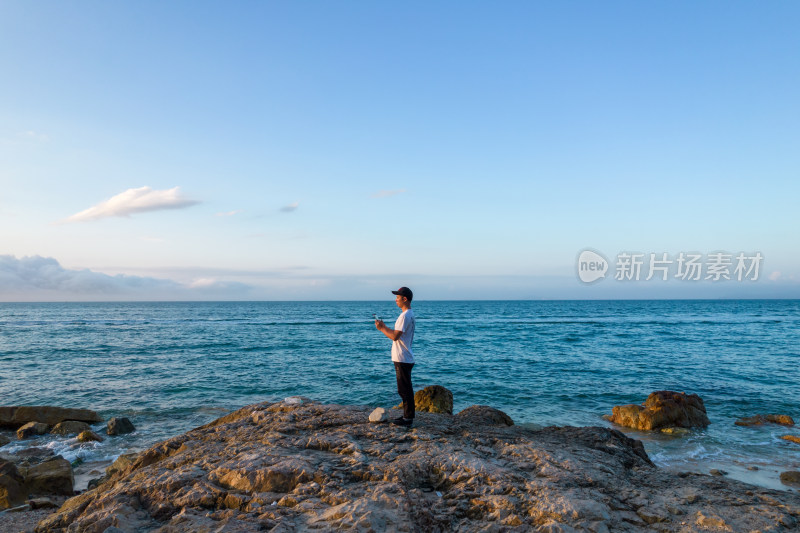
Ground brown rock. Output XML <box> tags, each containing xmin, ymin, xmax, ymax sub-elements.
<box><xmin>11</xmin><ymin>447</ymin><xmax>55</xmax><ymax>464</ymax></box>
<box><xmin>735</xmin><ymin>416</ymin><xmax>762</xmax><ymax>426</ymax></box>
<box><xmin>413</xmin><ymin>385</ymin><xmax>454</xmax><ymax>414</ymax></box>
<box><xmin>781</xmin><ymin>435</ymin><xmax>800</xmax><ymax>445</ymax></box>
<box><xmin>0</xmin><ymin>459</ymin><xmax>26</xmax><ymax>509</ymax></box>
<box><xmin>84</xmin><ymin>452</ymin><xmax>141</xmax><ymax>492</ymax></box>
<box><xmin>696</xmin><ymin>511</ymin><xmax>730</xmax><ymax>529</ymax></box>
<box><xmin>106</xmin><ymin>453</ymin><xmax>138</xmax><ymax>477</ymax></box>
<box><xmin>107</xmin><ymin>416</ymin><xmax>136</xmax><ymax>435</ymax></box>
<box><xmin>637</xmin><ymin>506</ymin><xmax>669</xmax><ymax>524</ymax></box>
<box><xmin>28</xmin><ymin>497</ymin><xmax>58</xmax><ymax>509</ymax></box>
<box><xmin>780</xmin><ymin>471</ymin><xmax>800</xmax><ymax>486</ymax></box>
<box><xmin>456</xmin><ymin>405</ymin><xmax>514</xmax><ymax>426</ymax></box>
<box><xmin>4</xmin><ymin>406</ymin><xmax>102</xmax><ymax>428</ymax></box>
<box><xmin>660</xmin><ymin>427</ymin><xmax>690</xmax><ymax>436</ymax></box>
<box><xmin>735</xmin><ymin>414</ymin><xmax>795</xmax><ymax>427</ymax></box>
<box><xmin>24</xmin><ymin>456</ymin><xmax>74</xmax><ymax>496</ymax></box>
<box><xmin>211</xmin><ymin>457</ymin><xmax>313</xmax><ymax>493</ymax></box>
<box><xmin>77</xmin><ymin>430</ymin><xmax>104</xmax><ymax>443</ymax></box>
<box><xmin>17</xmin><ymin>421</ymin><xmax>49</xmax><ymax>440</ymax></box>
<box><xmin>51</xmin><ymin>420</ymin><xmax>91</xmax><ymax>436</ymax></box>
<box><xmin>86</xmin><ymin>477</ymin><xmax>104</xmax><ymax>491</ymax></box>
<box><xmin>609</xmin><ymin>391</ymin><xmax>710</xmax><ymax>431</ymax></box>
<box><xmin>33</xmin><ymin>400</ymin><xmax>800</xmax><ymax>533</ymax></box>
<box><xmin>0</xmin><ymin>407</ymin><xmax>16</xmax><ymax>427</ymax></box>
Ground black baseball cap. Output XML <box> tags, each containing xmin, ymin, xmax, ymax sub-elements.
<box><xmin>391</xmin><ymin>287</ymin><xmax>413</xmax><ymax>301</ymax></box>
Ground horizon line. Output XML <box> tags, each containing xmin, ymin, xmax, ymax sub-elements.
<box><xmin>1</xmin><ymin>297</ymin><xmax>799</xmax><ymax>304</ymax></box>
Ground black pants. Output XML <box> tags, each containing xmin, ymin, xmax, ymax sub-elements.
<box><xmin>394</xmin><ymin>362</ymin><xmax>415</xmax><ymax>420</ymax></box>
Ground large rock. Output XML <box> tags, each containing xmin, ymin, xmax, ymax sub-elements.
<box><xmin>51</xmin><ymin>420</ymin><xmax>91</xmax><ymax>436</ymax></box>
<box><xmin>609</xmin><ymin>390</ymin><xmax>710</xmax><ymax>431</ymax></box>
<box><xmin>34</xmin><ymin>400</ymin><xmax>800</xmax><ymax>533</ymax></box>
<box><xmin>17</xmin><ymin>421</ymin><xmax>49</xmax><ymax>440</ymax></box>
<box><xmin>414</xmin><ymin>385</ymin><xmax>453</xmax><ymax>414</ymax></box>
<box><xmin>87</xmin><ymin>453</ymin><xmax>139</xmax><ymax>491</ymax></box>
<box><xmin>456</xmin><ymin>405</ymin><xmax>514</xmax><ymax>426</ymax></box>
<box><xmin>77</xmin><ymin>430</ymin><xmax>104</xmax><ymax>443</ymax></box>
<box><xmin>107</xmin><ymin>453</ymin><xmax>138</xmax><ymax>477</ymax></box>
<box><xmin>0</xmin><ymin>406</ymin><xmax>101</xmax><ymax>428</ymax></box>
<box><xmin>23</xmin><ymin>456</ymin><xmax>74</xmax><ymax>496</ymax></box>
<box><xmin>11</xmin><ymin>447</ymin><xmax>55</xmax><ymax>465</ymax></box>
<box><xmin>107</xmin><ymin>417</ymin><xmax>136</xmax><ymax>435</ymax></box>
<box><xmin>0</xmin><ymin>459</ymin><xmax>26</xmax><ymax>509</ymax></box>
<box><xmin>28</xmin><ymin>497</ymin><xmax>59</xmax><ymax>509</ymax></box>
<box><xmin>0</xmin><ymin>407</ymin><xmax>16</xmax><ymax>427</ymax></box>
<box><xmin>780</xmin><ymin>471</ymin><xmax>800</xmax><ymax>486</ymax></box>
<box><xmin>735</xmin><ymin>414</ymin><xmax>795</xmax><ymax>427</ymax></box>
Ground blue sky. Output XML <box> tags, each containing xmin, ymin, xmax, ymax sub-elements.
<box><xmin>1</xmin><ymin>2</ymin><xmax>799</xmax><ymax>300</ymax></box>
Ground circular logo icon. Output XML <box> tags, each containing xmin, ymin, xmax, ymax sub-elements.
<box><xmin>576</xmin><ymin>249</ymin><xmax>608</xmax><ymax>283</ymax></box>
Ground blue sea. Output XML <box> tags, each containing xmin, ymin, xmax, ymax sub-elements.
<box><xmin>1</xmin><ymin>300</ymin><xmax>799</xmax><ymax>491</ymax></box>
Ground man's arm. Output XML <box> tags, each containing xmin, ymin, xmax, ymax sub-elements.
<box><xmin>375</xmin><ymin>320</ymin><xmax>402</xmax><ymax>341</ymax></box>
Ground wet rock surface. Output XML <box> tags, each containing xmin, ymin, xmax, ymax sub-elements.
<box><xmin>50</xmin><ymin>421</ymin><xmax>91</xmax><ymax>437</ymax></box>
<box><xmin>77</xmin><ymin>430</ymin><xmax>104</xmax><ymax>443</ymax></box>
<box><xmin>609</xmin><ymin>391</ymin><xmax>711</xmax><ymax>431</ymax></box>
<box><xmin>7</xmin><ymin>447</ymin><xmax>56</xmax><ymax>465</ymax></box>
<box><xmin>34</xmin><ymin>400</ymin><xmax>800</xmax><ymax>532</ymax></box>
<box><xmin>107</xmin><ymin>417</ymin><xmax>136</xmax><ymax>436</ymax></box>
<box><xmin>781</xmin><ymin>471</ymin><xmax>800</xmax><ymax>487</ymax></box>
<box><xmin>17</xmin><ymin>422</ymin><xmax>50</xmax><ymax>440</ymax></box>
<box><xmin>736</xmin><ymin>414</ymin><xmax>795</xmax><ymax>427</ymax></box>
<box><xmin>0</xmin><ymin>407</ymin><xmax>102</xmax><ymax>429</ymax></box>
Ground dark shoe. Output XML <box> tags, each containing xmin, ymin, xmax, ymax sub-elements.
<box><xmin>392</xmin><ymin>418</ymin><xmax>413</xmax><ymax>427</ymax></box>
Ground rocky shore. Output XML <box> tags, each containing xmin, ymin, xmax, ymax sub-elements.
<box><xmin>1</xmin><ymin>405</ymin><xmax>139</xmax><ymax>532</ymax></box>
<box><xmin>25</xmin><ymin>398</ymin><xmax>800</xmax><ymax>532</ymax></box>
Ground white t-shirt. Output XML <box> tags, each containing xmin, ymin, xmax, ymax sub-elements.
<box><xmin>391</xmin><ymin>309</ymin><xmax>415</xmax><ymax>363</ymax></box>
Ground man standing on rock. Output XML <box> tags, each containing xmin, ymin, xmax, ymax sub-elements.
<box><xmin>375</xmin><ymin>287</ymin><xmax>416</xmax><ymax>427</ymax></box>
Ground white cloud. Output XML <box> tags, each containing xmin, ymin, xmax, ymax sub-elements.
<box><xmin>215</xmin><ymin>210</ymin><xmax>242</xmax><ymax>217</ymax></box>
<box><xmin>769</xmin><ymin>271</ymin><xmax>781</xmax><ymax>281</ymax></box>
<box><xmin>280</xmin><ymin>202</ymin><xmax>299</xmax><ymax>213</ymax></box>
<box><xmin>18</xmin><ymin>130</ymin><xmax>50</xmax><ymax>142</ymax></box>
<box><xmin>371</xmin><ymin>189</ymin><xmax>406</xmax><ymax>198</ymax></box>
<box><xmin>0</xmin><ymin>255</ymin><xmax>252</xmax><ymax>301</ymax></box>
<box><xmin>65</xmin><ymin>186</ymin><xmax>199</xmax><ymax>223</ymax></box>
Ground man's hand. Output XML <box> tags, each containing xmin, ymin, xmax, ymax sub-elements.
<box><xmin>375</xmin><ymin>319</ymin><xmax>401</xmax><ymax>340</ymax></box>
